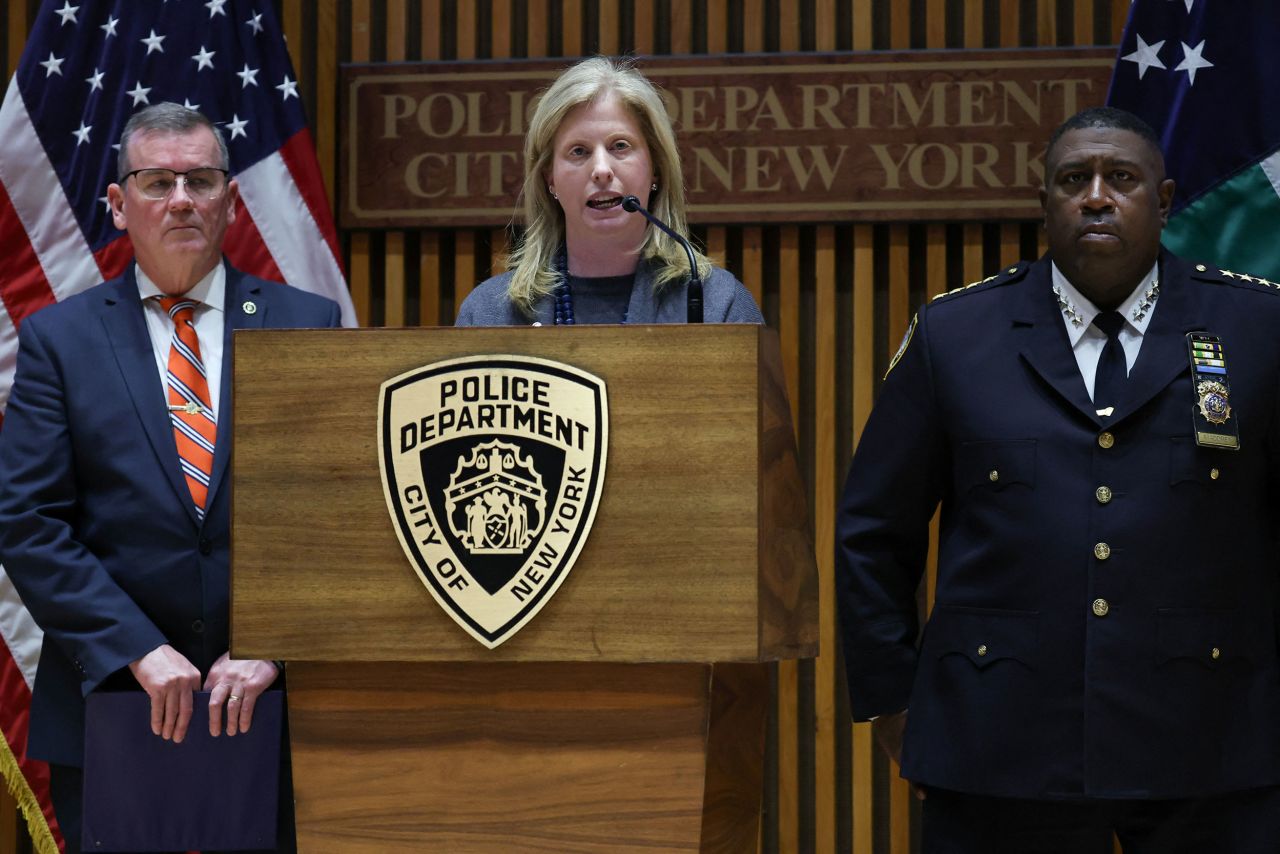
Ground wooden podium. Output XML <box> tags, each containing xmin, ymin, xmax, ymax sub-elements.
<box><xmin>230</xmin><ymin>325</ymin><xmax>818</xmax><ymax>853</ymax></box>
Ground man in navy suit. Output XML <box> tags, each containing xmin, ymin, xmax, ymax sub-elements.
<box><xmin>0</xmin><ymin>103</ymin><xmax>341</xmax><ymax>853</ymax></box>
<box><xmin>837</xmin><ymin>107</ymin><xmax>1280</xmax><ymax>852</ymax></box>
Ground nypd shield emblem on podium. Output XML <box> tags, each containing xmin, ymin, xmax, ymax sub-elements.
<box><xmin>379</xmin><ymin>356</ymin><xmax>608</xmax><ymax>648</ymax></box>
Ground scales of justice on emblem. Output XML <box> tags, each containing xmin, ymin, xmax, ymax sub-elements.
<box><xmin>447</xmin><ymin>440</ymin><xmax>547</xmax><ymax>555</ymax></box>
<box><xmin>377</xmin><ymin>355</ymin><xmax>608</xmax><ymax>649</ymax></box>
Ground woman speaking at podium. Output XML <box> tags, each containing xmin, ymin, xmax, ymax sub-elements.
<box><xmin>455</xmin><ymin>56</ymin><xmax>762</xmax><ymax>326</ymax></box>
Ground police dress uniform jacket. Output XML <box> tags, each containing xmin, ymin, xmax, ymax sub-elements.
<box><xmin>0</xmin><ymin>261</ymin><xmax>342</xmax><ymax>767</ymax></box>
<box><xmin>454</xmin><ymin>259</ymin><xmax>763</xmax><ymax>326</ymax></box>
<box><xmin>836</xmin><ymin>250</ymin><xmax>1280</xmax><ymax>800</ymax></box>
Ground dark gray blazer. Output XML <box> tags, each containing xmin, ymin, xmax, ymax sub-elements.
<box><xmin>455</xmin><ymin>260</ymin><xmax>763</xmax><ymax>326</ymax></box>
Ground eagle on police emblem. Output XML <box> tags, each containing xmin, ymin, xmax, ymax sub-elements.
<box><xmin>378</xmin><ymin>356</ymin><xmax>608</xmax><ymax>648</ymax></box>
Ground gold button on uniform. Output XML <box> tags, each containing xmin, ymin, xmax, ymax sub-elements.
<box><xmin>1211</xmin><ymin>647</ymin><xmax>1221</xmax><ymax>660</ymax></box>
<box><xmin>988</xmin><ymin>470</ymin><xmax>999</xmax><ymax>482</ymax></box>
<box><xmin>1196</xmin><ymin>264</ymin><xmax>1207</xmax><ymax>272</ymax></box>
<box><xmin>1210</xmin><ymin>468</ymin><xmax>1220</xmax><ymax>480</ymax></box>
<box><xmin>977</xmin><ymin>644</ymin><xmax>988</xmax><ymax>657</ymax></box>
<box><xmin>1094</xmin><ymin>542</ymin><xmax>1111</xmax><ymax>560</ymax></box>
<box><xmin>1095</xmin><ymin>486</ymin><xmax>1112</xmax><ymax>504</ymax></box>
<box><xmin>1098</xmin><ymin>432</ymin><xmax>1115</xmax><ymax>449</ymax></box>
<box><xmin>1092</xmin><ymin>598</ymin><xmax>1110</xmax><ymax>617</ymax></box>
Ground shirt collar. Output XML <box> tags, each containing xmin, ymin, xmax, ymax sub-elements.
<box><xmin>135</xmin><ymin>261</ymin><xmax>226</xmax><ymax>313</ymax></box>
<box><xmin>1050</xmin><ymin>260</ymin><xmax>1159</xmax><ymax>346</ymax></box>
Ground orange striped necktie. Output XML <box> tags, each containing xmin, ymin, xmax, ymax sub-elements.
<box><xmin>157</xmin><ymin>297</ymin><xmax>216</xmax><ymax>518</ymax></box>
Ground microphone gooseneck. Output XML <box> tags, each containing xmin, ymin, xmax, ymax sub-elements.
<box><xmin>621</xmin><ymin>195</ymin><xmax>703</xmax><ymax>323</ymax></box>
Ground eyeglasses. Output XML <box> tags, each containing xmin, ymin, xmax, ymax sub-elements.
<box><xmin>122</xmin><ymin>168</ymin><xmax>229</xmax><ymax>201</ymax></box>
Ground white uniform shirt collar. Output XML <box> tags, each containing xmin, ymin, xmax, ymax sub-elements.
<box><xmin>1051</xmin><ymin>260</ymin><xmax>1159</xmax><ymax>344</ymax></box>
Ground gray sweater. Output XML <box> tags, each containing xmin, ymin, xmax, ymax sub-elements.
<box><xmin>455</xmin><ymin>260</ymin><xmax>763</xmax><ymax>326</ymax></box>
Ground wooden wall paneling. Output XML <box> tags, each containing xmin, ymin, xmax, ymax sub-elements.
<box><xmin>925</xmin><ymin>0</ymin><xmax>946</xmax><ymax>48</ymax></box>
<box><xmin>384</xmin><ymin>232</ymin><xmax>407</xmax><ymax>326</ymax></box>
<box><xmin>775</xmin><ymin>225</ymin><xmax>802</xmax><ymax>853</ymax></box>
<box><xmin>382</xmin><ymin>1</ymin><xmax>408</xmax><ymax>327</ymax></box>
<box><xmin>492</xmin><ymin>0</ymin><xmax>512</xmax><ymax>58</ymax></box>
<box><xmin>1037</xmin><ymin>0</ymin><xmax>1057</xmax><ymax>44</ymax></box>
<box><xmin>422</xmin><ymin>0</ymin><xmax>443</xmax><ymax>58</ymax></box>
<box><xmin>315</xmin><ymin>0</ymin><xmax>340</xmax><ymax>215</ymax></box>
<box><xmin>962</xmin><ymin>223</ymin><xmax>984</xmax><ymax>285</ymax></box>
<box><xmin>812</xmin><ymin>225</ymin><xmax>838</xmax><ymax>854</ymax></box>
<box><xmin>348</xmin><ymin>0</ymin><xmax>373</xmax><ymax>326</ymax></box>
<box><xmin>633</xmin><ymin>0</ymin><xmax>655</xmax><ymax>53</ymax></box>
<box><xmin>1074</xmin><ymin>0</ymin><xmax>1094</xmax><ymax>44</ymax></box>
<box><xmin>420</xmin><ymin>232</ymin><xmax>441</xmax><ymax>326</ymax></box>
<box><xmin>780</xmin><ymin>0</ymin><xmax>801</xmax><ymax>52</ymax></box>
<box><xmin>454</xmin><ymin>230</ymin><xmax>476</xmax><ymax>320</ymax></box>
<box><xmin>741</xmin><ymin>0</ymin><xmax>763</xmax><ymax>52</ymax></box>
<box><xmin>457</xmin><ymin>0</ymin><xmax>477</xmax><ymax>58</ymax></box>
<box><xmin>851</xmin><ymin>0</ymin><xmax>871</xmax><ymax>50</ymax></box>
<box><xmin>706</xmin><ymin>226</ymin><xmax>728</xmax><ymax>269</ymax></box>
<box><xmin>671</xmin><ymin>0</ymin><xmax>693</xmax><ymax>54</ymax></box>
<box><xmin>489</xmin><ymin>229</ymin><xmax>509</xmax><ymax>276</ymax></box>
<box><xmin>1000</xmin><ymin>0</ymin><xmax>1021</xmax><ymax>47</ymax></box>
<box><xmin>964</xmin><ymin>0</ymin><xmax>983</xmax><ymax>48</ymax></box>
<box><xmin>5</xmin><ymin>1</ymin><xmax>26</xmax><ymax>77</ymax></box>
<box><xmin>889</xmin><ymin>0</ymin><xmax>910</xmax><ymax>50</ymax></box>
<box><xmin>1001</xmin><ymin>222</ymin><xmax>1022</xmax><ymax>268</ymax></box>
<box><xmin>599</xmin><ymin>0</ymin><xmax>620</xmax><ymax>55</ymax></box>
<box><xmin>563</xmin><ymin>0</ymin><xmax>583</xmax><ymax>56</ymax></box>
<box><xmin>816</xmin><ymin>0</ymin><xmax>836</xmax><ymax>51</ymax></box>
<box><xmin>707</xmin><ymin>0</ymin><xmax>728</xmax><ymax>54</ymax></box>
<box><xmin>526</xmin><ymin>0</ymin><xmax>548</xmax><ymax>58</ymax></box>
<box><xmin>742</xmin><ymin>227</ymin><xmax>764</xmax><ymax>308</ymax></box>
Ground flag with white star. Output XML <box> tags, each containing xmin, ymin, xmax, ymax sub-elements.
<box><xmin>0</xmin><ymin>2</ymin><xmax>355</xmax><ymax>850</ymax></box>
<box><xmin>1107</xmin><ymin>0</ymin><xmax>1280</xmax><ymax>280</ymax></box>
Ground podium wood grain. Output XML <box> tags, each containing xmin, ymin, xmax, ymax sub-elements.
<box><xmin>288</xmin><ymin>661</ymin><xmax>768</xmax><ymax>852</ymax></box>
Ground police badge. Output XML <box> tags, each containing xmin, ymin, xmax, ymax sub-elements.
<box><xmin>1196</xmin><ymin>380</ymin><xmax>1231</xmax><ymax>425</ymax></box>
<box><xmin>378</xmin><ymin>356</ymin><xmax>608</xmax><ymax>648</ymax></box>
<box><xmin>1186</xmin><ymin>332</ymin><xmax>1240</xmax><ymax>450</ymax></box>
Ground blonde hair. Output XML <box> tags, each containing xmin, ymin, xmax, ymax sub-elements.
<box><xmin>504</xmin><ymin>56</ymin><xmax>712</xmax><ymax>315</ymax></box>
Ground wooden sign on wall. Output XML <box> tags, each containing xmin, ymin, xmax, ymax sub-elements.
<box><xmin>340</xmin><ymin>48</ymin><xmax>1114</xmax><ymax>228</ymax></box>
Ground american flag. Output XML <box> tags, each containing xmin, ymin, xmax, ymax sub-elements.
<box><xmin>0</xmin><ymin>1</ymin><xmax>355</xmax><ymax>849</ymax></box>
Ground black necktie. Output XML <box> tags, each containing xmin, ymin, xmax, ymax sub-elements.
<box><xmin>1092</xmin><ymin>311</ymin><xmax>1127</xmax><ymax>413</ymax></box>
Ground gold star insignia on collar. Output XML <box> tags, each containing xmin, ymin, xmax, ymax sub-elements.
<box><xmin>1239</xmin><ymin>273</ymin><xmax>1256</xmax><ymax>283</ymax></box>
<box><xmin>1219</xmin><ymin>269</ymin><xmax>1236</xmax><ymax>278</ymax></box>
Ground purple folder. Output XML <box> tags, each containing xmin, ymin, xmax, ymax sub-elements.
<box><xmin>81</xmin><ymin>689</ymin><xmax>282</xmax><ymax>852</ymax></box>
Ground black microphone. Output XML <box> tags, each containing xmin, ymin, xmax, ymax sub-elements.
<box><xmin>621</xmin><ymin>195</ymin><xmax>703</xmax><ymax>323</ymax></box>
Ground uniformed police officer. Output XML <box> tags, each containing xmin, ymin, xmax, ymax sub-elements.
<box><xmin>836</xmin><ymin>106</ymin><xmax>1280</xmax><ymax>852</ymax></box>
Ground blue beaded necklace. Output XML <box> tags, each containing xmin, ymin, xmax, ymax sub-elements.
<box><xmin>552</xmin><ymin>248</ymin><xmax>575</xmax><ymax>325</ymax></box>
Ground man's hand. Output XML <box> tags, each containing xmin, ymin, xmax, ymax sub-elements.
<box><xmin>872</xmin><ymin>709</ymin><xmax>926</xmax><ymax>800</ymax></box>
<box><xmin>204</xmin><ymin>653</ymin><xmax>279</xmax><ymax>737</ymax></box>
<box><xmin>128</xmin><ymin>644</ymin><xmax>202</xmax><ymax>743</ymax></box>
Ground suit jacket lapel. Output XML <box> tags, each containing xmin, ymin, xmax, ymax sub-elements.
<box><xmin>1111</xmin><ymin>252</ymin><xmax>1202</xmax><ymax>424</ymax></box>
<box><xmin>1013</xmin><ymin>257</ymin><xmax>1102</xmax><ymax>424</ymax></box>
<box><xmin>100</xmin><ymin>267</ymin><xmax>197</xmax><ymax>523</ymax></box>
<box><xmin>205</xmin><ymin>263</ymin><xmax>266</xmax><ymax>514</ymax></box>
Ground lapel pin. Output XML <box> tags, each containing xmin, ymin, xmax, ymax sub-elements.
<box><xmin>242</xmin><ymin>300</ymin><xmax>258</xmax><ymax>315</ymax></box>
